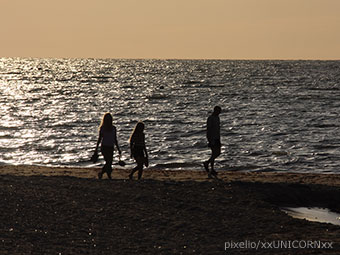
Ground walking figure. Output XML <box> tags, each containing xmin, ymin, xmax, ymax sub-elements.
<box><xmin>129</xmin><ymin>121</ymin><xmax>149</xmax><ymax>180</ymax></box>
<box><xmin>95</xmin><ymin>112</ymin><xmax>121</xmax><ymax>179</ymax></box>
<box><xmin>204</xmin><ymin>106</ymin><xmax>222</xmax><ymax>176</ymax></box>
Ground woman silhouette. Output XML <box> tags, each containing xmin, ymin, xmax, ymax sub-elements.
<box><xmin>95</xmin><ymin>113</ymin><xmax>121</xmax><ymax>179</ymax></box>
<box><xmin>129</xmin><ymin>121</ymin><xmax>148</xmax><ymax>180</ymax></box>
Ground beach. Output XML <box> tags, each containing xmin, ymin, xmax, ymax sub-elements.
<box><xmin>1</xmin><ymin>165</ymin><xmax>340</xmax><ymax>254</ymax></box>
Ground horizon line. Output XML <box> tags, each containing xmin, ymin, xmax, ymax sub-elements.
<box><xmin>1</xmin><ymin>56</ymin><xmax>340</xmax><ymax>61</ymax></box>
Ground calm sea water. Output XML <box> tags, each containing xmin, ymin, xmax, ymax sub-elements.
<box><xmin>1</xmin><ymin>58</ymin><xmax>339</xmax><ymax>173</ymax></box>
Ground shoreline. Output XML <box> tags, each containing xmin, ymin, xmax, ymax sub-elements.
<box><xmin>1</xmin><ymin>165</ymin><xmax>340</xmax><ymax>254</ymax></box>
<box><xmin>1</xmin><ymin>164</ymin><xmax>340</xmax><ymax>186</ymax></box>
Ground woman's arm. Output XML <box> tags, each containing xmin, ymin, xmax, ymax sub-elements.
<box><xmin>143</xmin><ymin>134</ymin><xmax>148</xmax><ymax>158</ymax></box>
<box><xmin>143</xmin><ymin>145</ymin><xmax>149</xmax><ymax>167</ymax></box>
<box><xmin>114</xmin><ymin>131</ymin><xmax>121</xmax><ymax>155</ymax></box>
<box><xmin>129</xmin><ymin>135</ymin><xmax>134</xmax><ymax>158</ymax></box>
<box><xmin>115</xmin><ymin>141</ymin><xmax>121</xmax><ymax>155</ymax></box>
<box><xmin>95</xmin><ymin>131</ymin><xmax>102</xmax><ymax>152</ymax></box>
<box><xmin>143</xmin><ymin>134</ymin><xmax>148</xmax><ymax>166</ymax></box>
<box><xmin>143</xmin><ymin>144</ymin><xmax>148</xmax><ymax>159</ymax></box>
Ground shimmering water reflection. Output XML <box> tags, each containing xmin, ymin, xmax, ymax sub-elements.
<box><xmin>1</xmin><ymin>58</ymin><xmax>340</xmax><ymax>173</ymax></box>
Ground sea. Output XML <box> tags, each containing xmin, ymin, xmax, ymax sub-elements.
<box><xmin>1</xmin><ymin>58</ymin><xmax>339</xmax><ymax>174</ymax></box>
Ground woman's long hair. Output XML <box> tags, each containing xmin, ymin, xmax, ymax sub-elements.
<box><xmin>100</xmin><ymin>112</ymin><xmax>113</xmax><ymax>131</ymax></box>
<box><xmin>129</xmin><ymin>121</ymin><xmax>144</xmax><ymax>142</ymax></box>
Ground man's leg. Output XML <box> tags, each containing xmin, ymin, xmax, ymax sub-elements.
<box><xmin>210</xmin><ymin>146</ymin><xmax>221</xmax><ymax>175</ymax></box>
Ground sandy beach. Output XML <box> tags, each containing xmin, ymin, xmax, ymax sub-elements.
<box><xmin>1</xmin><ymin>165</ymin><xmax>340</xmax><ymax>254</ymax></box>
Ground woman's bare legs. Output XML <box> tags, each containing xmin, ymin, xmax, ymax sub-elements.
<box><xmin>129</xmin><ymin>157</ymin><xmax>144</xmax><ymax>180</ymax></box>
<box><xmin>100</xmin><ymin>147</ymin><xmax>113</xmax><ymax>179</ymax></box>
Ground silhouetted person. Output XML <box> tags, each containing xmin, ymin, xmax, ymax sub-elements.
<box><xmin>95</xmin><ymin>112</ymin><xmax>121</xmax><ymax>179</ymax></box>
<box><xmin>204</xmin><ymin>106</ymin><xmax>222</xmax><ymax>176</ymax></box>
<box><xmin>129</xmin><ymin>121</ymin><xmax>148</xmax><ymax>180</ymax></box>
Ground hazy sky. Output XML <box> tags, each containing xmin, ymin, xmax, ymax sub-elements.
<box><xmin>1</xmin><ymin>0</ymin><xmax>339</xmax><ymax>59</ymax></box>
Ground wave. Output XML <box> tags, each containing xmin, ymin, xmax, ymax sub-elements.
<box><xmin>1</xmin><ymin>58</ymin><xmax>340</xmax><ymax>174</ymax></box>
<box><xmin>227</xmin><ymin>165</ymin><xmax>262</xmax><ymax>172</ymax></box>
<box><xmin>183</xmin><ymin>80</ymin><xmax>204</xmax><ymax>85</ymax></box>
<box><xmin>150</xmin><ymin>162</ymin><xmax>201</xmax><ymax>169</ymax></box>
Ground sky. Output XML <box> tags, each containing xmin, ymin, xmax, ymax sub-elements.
<box><xmin>1</xmin><ymin>0</ymin><xmax>340</xmax><ymax>60</ymax></box>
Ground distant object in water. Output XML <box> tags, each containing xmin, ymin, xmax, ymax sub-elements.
<box><xmin>282</xmin><ymin>207</ymin><xmax>340</xmax><ymax>226</ymax></box>
<box><xmin>146</xmin><ymin>92</ymin><xmax>167</xmax><ymax>100</ymax></box>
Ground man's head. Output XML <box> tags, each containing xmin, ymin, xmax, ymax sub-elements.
<box><xmin>213</xmin><ymin>106</ymin><xmax>222</xmax><ymax>115</ymax></box>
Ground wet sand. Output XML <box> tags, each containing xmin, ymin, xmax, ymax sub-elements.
<box><xmin>1</xmin><ymin>165</ymin><xmax>340</xmax><ymax>254</ymax></box>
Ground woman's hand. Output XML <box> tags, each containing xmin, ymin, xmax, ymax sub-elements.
<box><xmin>144</xmin><ymin>157</ymin><xmax>149</xmax><ymax>167</ymax></box>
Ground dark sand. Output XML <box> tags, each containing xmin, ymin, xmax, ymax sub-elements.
<box><xmin>1</xmin><ymin>165</ymin><xmax>340</xmax><ymax>254</ymax></box>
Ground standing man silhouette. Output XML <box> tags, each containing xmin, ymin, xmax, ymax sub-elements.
<box><xmin>204</xmin><ymin>106</ymin><xmax>222</xmax><ymax>176</ymax></box>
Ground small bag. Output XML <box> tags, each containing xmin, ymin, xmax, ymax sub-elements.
<box><xmin>118</xmin><ymin>155</ymin><xmax>126</xmax><ymax>166</ymax></box>
<box><xmin>144</xmin><ymin>157</ymin><xmax>149</xmax><ymax>167</ymax></box>
<box><xmin>90</xmin><ymin>151</ymin><xmax>99</xmax><ymax>163</ymax></box>
<box><xmin>118</xmin><ymin>160</ymin><xmax>126</xmax><ymax>167</ymax></box>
